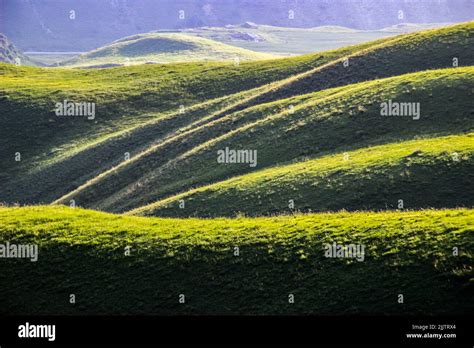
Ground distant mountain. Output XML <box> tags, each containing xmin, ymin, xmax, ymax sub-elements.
<box><xmin>307</xmin><ymin>25</ymin><xmax>357</xmax><ymax>32</ymax></box>
<box><xmin>1</xmin><ymin>0</ymin><xmax>473</xmax><ymax>51</ymax></box>
<box><xmin>0</xmin><ymin>33</ymin><xmax>33</xmax><ymax>65</ymax></box>
<box><xmin>163</xmin><ymin>23</ymin><xmax>453</xmax><ymax>56</ymax></box>
<box><xmin>380</xmin><ymin>22</ymin><xmax>451</xmax><ymax>32</ymax></box>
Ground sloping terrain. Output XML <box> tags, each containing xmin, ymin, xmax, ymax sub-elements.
<box><xmin>54</xmin><ymin>67</ymin><xmax>474</xmax><ymax>213</ymax></box>
<box><xmin>132</xmin><ymin>133</ymin><xmax>474</xmax><ymax>217</ymax></box>
<box><xmin>0</xmin><ymin>206</ymin><xmax>472</xmax><ymax>315</ymax></box>
<box><xmin>62</xmin><ymin>33</ymin><xmax>275</xmax><ymax>67</ymax></box>
<box><xmin>0</xmin><ymin>21</ymin><xmax>473</xmax><ymax>316</ymax></box>
<box><xmin>0</xmin><ymin>33</ymin><xmax>36</xmax><ymax>66</ymax></box>
<box><xmin>0</xmin><ymin>36</ymin><xmax>388</xmax><ymax>203</ymax></box>
<box><xmin>1</xmin><ymin>22</ymin><xmax>472</xmax><ymax>208</ymax></box>
<box><xmin>25</xmin><ymin>22</ymin><xmax>450</xmax><ymax>66</ymax></box>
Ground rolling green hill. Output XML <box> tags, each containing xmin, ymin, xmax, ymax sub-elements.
<box><xmin>0</xmin><ymin>36</ymin><xmax>391</xmax><ymax>203</ymax></box>
<box><xmin>2</xmin><ymin>22</ymin><xmax>473</xmax><ymax>209</ymax></box>
<box><xmin>131</xmin><ymin>133</ymin><xmax>474</xmax><ymax>217</ymax></box>
<box><xmin>216</xmin><ymin>21</ymin><xmax>474</xmax><ymax>114</ymax></box>
<box><xmin>0</xmin><ymin>35</ymin><xmax>382</xmax><ymax>182</ymax></box>
<box><xmin>62</xmin><ymin>33</ymin><xmax>275</xmax><ymax>67</ymax></box>
<box><xmin>0</xmin><ymin>21</ymin><xmax>473</xmax><ymax>316</ymax></box>
<box><xmin>26</xmin><ymin>22</ymin><xmax>448</xmax><ymax>66</ymax></box>
<box><xmin>0</xmin><ymin>206</ymin><xmax>472</xmax><ymax>315</ymax></box>
<box><xmin>53</xmin><ymin>67</ymin><xmax>474</xmax><ymax>213</ymax></box>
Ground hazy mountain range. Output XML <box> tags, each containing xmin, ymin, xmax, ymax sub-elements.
<box><xmin>1</xmin><ymin>0</ymin><xmax>473</xmax><ymax>51</ymax></box>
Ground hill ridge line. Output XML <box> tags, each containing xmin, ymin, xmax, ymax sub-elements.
<box><xmin>127</xmin><ymin>132</ymin><xmax>474</xmax><ymax>216</ymax></box>
<box><xmin>51</xmin><ymin>32</ymin><xmax>414</xmax><ymax>204</ymax></box>
<box><xmin>51</xmin><ymin>70</ymin><xmax>381</xmax><ymax>206</ymax></box>
<box><xmin>53</xmin><ymin>65</ymin><xmax>472</xmax><ymax>208</ymax></box>
<box><xmin>91</xmin><ymin>66</ymin><xmax>474</xmax><ymax>212</ymax></box>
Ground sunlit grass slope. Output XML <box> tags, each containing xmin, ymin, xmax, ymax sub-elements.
<box><xmin>54</xmin><ymin>67</ymin><xmax>474</xmax><ymax>213</ymax></box>
<box><xmin>63</xmin><ymin>33</ymin><xmax>275</xmax><ymax>67</ymax></box>
<box><xmin>0</xmin><ymin>37</ymin><xmax>384</xmax><ymax>199</ymax></box>
<box><xmin>205</xmin><ymin>22</ymin><xmax>474</xmax><ymax>118</ymax></box>
<box><xmin>1</xmin><ymin>22</ymin><xmax>472</xmax><ymax>207</ymax></box>
<box><xmin>0</xmin><ymin>206</ymin><xmax>472</xmax><ymax>315</ymax></box>
<box><xmin>132</xmin><ymin>134</ymin><xmax>474</xmax><ymax>217</ymax></box>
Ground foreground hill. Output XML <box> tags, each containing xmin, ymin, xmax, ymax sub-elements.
<box><xmin>62</xmin><ymin>33</ymin><xmax>275</xmax><ymax>67</ymax></box>
<box><xmin>132</xmin><ymin>133</ymin><xmax>474</xmax><ymax>217</ymax></box>
<box><xmin>0</xmin><ymin>206</ymin><xmax>472</xmax><ymax>315</ymax></box>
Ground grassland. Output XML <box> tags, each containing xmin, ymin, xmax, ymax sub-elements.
<box><xmin>0</xmin><ymin>206</ymin><xmax>472</xmax><ymax>315</ymax></box>
<box><xmin>0</xmin><ymin>22</ymin><xmax>473</xmax><ymax>315</ymax></box>
<box><xmin>0</xmin><ymin>34</ymin><xmax>382</xmax><ymax>174</ymax></box>
<box><xmin>131</xmin><ymin>133</ymin><xmax>474</xmax><ymax>217</ymax></box>
<box><xmin>2</xmin><ymin>22</ymin><xmax>473</xmax><ymax>207</ymax></box>
<box><xmin>54</xmin><ymin>67</ymin><xmax>474</xmax><ymax>213</ymax></box>
<box><xmin>62</xmin><ymin>33</ymin><xmax>275</xmax><ymax>67</ymax></box>
<box><xmin>0</xmin><ymin>34</ymin><xmax>392</xmax><ymax>203</ymax></box>
<box><xmin>24</xmin><ymin>23</ymin><xmax>444</xmax><ymax>66</ymax></box>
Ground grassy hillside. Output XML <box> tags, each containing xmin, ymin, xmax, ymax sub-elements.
<box><xmin>217</xmin><ymin>21</ymin><xmax>474</xmax><ymax>114</ymax></box>
<box><xmin>62</xmin><ymin>33</ymin><xmax>275</xmax><ymax>67</ymax></box>
<box><xmin>0</xmin><ymin>37</ymin><xmax>389</xmax><ymax>203</ymax></box>
<box><xmin>2</xmin><ymin>23</ymin><xmax>472</xmax><ymax>208</ymax></box>
<box><xmin>0</xmin><ymin>21</ymin><xmax>473</xmax><ymax>318</ymax></box>
<box><xmin>53</xmin><ymin>67</ymin><xmax>474</xmax><ymax>213</ymax></box>
<box><xmin>0</xmin><ymin>206</ymin><xmax>472</xmax><ymax>315</ymax></box>
<box><xmin>132</xmin><ymin>134</ymin><xmax>474</xmax><ymax>217</ymax></box>
<box><xmin>0</xmin><ymin>36</ymin><xmax>381</xmax><ymax>174</ymax></box>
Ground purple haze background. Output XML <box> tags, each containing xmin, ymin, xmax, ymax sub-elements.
<box><xmin>1</xmin><ymin>0</ymin><xmax>473</xmax><ymax>51</ymax></box>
